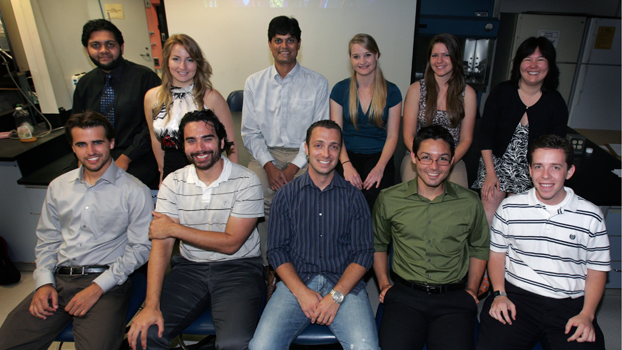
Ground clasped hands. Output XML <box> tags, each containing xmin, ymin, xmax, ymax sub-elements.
<box><xmin>296</xmin><ymin>287</ymin><xmax>341</xmax><ymax>326</ymax></box>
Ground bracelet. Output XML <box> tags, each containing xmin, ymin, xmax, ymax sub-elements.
<box><xmin>341</xmin><ymin>160</ymin><xmax>351</xmax><ymax>165</ymax></box>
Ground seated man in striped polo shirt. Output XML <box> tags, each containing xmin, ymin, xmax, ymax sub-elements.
<box><xmin>477</xmin><ymin>135</ymin><xmax>611</xmax><ymax>350</ymax></box>
<box><xmin>128</xmin><ymin>110</ymin><xmax>265</xmax><ymax>350</ymax></box>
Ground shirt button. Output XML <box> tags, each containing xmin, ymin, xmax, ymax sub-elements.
<box><xmin>320</xmin><ymin>254</ymin><xmax>322</xmax><ymax>258</ymax></box>
<box><xmin>428</xmin><ymin>220</ymin><xmax>431</xmax><ymax>224</ymax></box>
<box><xmin>428</xmin><ymin>240</ymin><xmax>431</xmax><ymax>243</ymax></box>
<box><xmin>72</xmin><ymin>258</ymin><xmax>77</xmax><ymax>261</ymax></box>
<box><xmin>319</xmin><ymin>213</ymin><xmax>323</xmax><ymax>216</ymax></box>
<box><xmin>85</xmin><ymin>206</ymin><xmax>89</xmax><ymax>210</ymax></box>
<box><xmin>428</xmin><ymin>275</ymin><xmax>432</xmax><ymax>278</ymax></box>
<box><xmin>428</xmin><ymin>259</ymin><xmax>431</xmax><ymax>262</ymax></box>
<box><xmin>82</xmin><ymin>225</ymin><xmax>87</xmax><ymax>228</ymax></box>
<box><xmin>320</xmin><ymin>234</ymin><xmax>323</xmax><ymax>237</ymax></box>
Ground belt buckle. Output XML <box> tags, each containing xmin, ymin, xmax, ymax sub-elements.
<box><xmin>68</xmin><ymin>267</ymin><xmax>86</xmax><ymax>276</ymax></box>
<box><xmin>425</xmin><ymin>285</ymin><xmax>432</xmax><ymax>294</ymax></box>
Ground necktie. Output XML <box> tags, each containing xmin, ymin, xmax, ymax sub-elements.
<box><xmin>100</xmin><ymin>74</ymin><xmax>115</xmax><ymax>125</ymax></box>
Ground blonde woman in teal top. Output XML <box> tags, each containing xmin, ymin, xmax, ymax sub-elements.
<box><xmin>330</xmin><ymin>33</ymin><xmax>402</xmax><ymax>209</ymax></box>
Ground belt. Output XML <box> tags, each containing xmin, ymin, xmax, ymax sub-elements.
<box><xmin>57</xmin><ymin>266</ymin><xmax>109</xmax><ymax>276</ymax></box>
<box><xmin>396</xmin><ymin>275</ymin><xmax>466</xmax><ymax>294</ymax></box>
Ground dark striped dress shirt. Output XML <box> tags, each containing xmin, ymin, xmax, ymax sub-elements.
<box><xmin>268</xmin><ymin>172</ymin><xmax>374</xmax><ymax>294</ymax></box>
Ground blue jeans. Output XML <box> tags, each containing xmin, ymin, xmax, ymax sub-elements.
<box><xmin>250</xmin><ymin>275</ymin><xmax>379</xmax><ymax>350</ymax></box>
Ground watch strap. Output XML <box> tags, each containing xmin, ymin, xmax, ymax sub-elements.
<box><xmin>493</xmin><ymin>290</ymin><xmax>507</xmax><ymax>298</ymax></box>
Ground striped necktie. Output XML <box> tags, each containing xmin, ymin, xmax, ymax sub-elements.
<box><xmin>100</xmin><ymin>74</ymin><xmax>114</xmax><ymax>125</ymax></box>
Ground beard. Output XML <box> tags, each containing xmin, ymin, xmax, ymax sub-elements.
<box><xmin>187</xmin><ymin>150</ymin><xmax>221</xmax><ymax>170</ymax></box>
<box><xmin>89</xmin><ymin>53</ymin><xmax>123</xmax><ymax>71</ymax></box>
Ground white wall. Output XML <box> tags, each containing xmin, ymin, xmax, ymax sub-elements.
<box><xmin>165</xmin><ymin>1</ymin><xmax>417</xmax><ymax>102</ymax></box>
<box><xmin>8</xmin><ymin>0</ymin><xmax>154</xmax><ymax>113</ymax></box>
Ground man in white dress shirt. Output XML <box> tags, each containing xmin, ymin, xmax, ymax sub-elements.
<box><xmin>0</xmin><ymin>112</ymin><xmax>152</xmax><ymax>350</ymax></box>
<box><xmin>242</xmin><ymin>15</ymin><xmax>329</xmax><ymax>267</ymax></box>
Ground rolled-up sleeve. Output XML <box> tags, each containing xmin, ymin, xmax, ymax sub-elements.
<box><xmin>267</xmin><ymin>189</ymin><xmax>291</xmax><ymax>269</ymax></box>
<box><xmin>467</xmin><ymin>200</ymin><xmax>490</xmax><ymax>261</ymax></box>
<box><xmin>33</xmin><ymin>188</ymin><xmax>63</xmax><ymax>290</ymax></box>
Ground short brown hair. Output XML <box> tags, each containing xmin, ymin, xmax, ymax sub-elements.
<box><xmin>65</xmin><ymin>111</ymin><xmax>115</xmax><ymax>144</ymax></box>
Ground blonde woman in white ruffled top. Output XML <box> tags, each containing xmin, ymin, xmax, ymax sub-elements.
<box><xmin>145</xmin><ymin>34</ymin><xmax>238</xmax><ymax>185</ymax></box>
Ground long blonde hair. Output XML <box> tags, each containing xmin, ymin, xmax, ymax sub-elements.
<box><xmin>423</xmin><ymin>33</ymin><xmax>465</xmax><ymax>128</ymax></box>
<box><xmin>348</xmin><ymin>34</ymin><xmax>387</xmax><ymax>130</ymax></box>
<box><xmin>153</xmin><ymin>34</ymin><xmax>213</xmax><ymax>118</ymax></box>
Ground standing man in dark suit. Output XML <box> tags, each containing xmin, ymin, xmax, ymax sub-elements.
<box><xmin>73</xmin><ymin>19</ymin><xmax>161</xmax><ymax>187</ymax></box>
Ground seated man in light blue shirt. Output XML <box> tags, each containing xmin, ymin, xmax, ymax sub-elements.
<box><xmin>0</xmin><ymin>111</ymin><xmax>153</xmax><ymax>350</ymax></box>
<box><xmin>242</xmin><ymin>15</ymin><xmax>329</xmax><ymax>265</ymax></box>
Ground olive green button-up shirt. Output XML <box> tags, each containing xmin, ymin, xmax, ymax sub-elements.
<box><xmin>373</xmin><ymin>180</ymin><xmax>489</xmax><ymax>285</ymax></box>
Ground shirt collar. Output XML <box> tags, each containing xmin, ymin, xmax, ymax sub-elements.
<box><xmin>403</xmin><ymin>178</ymin><xmax>457</xmax><ymax>201</ymax></box>
<box><xmin>527</xmin><ymin>186</ymin><xmax>579</xmax><ymax>212</ymax></box>
<box><xmin>71</xmin><ymin>160</ymin><xmax>119</xmax><ymax>186</ymax></box>
<box><xmin>99</xmin><ymin>59</ymin><xmax>126</xmax><ymax>82</ymax></box>
<box><xmin>186</xmin><ymin>156</ymin><xmax>232</xmax><ymax>189</ymax></box>
<box><xmin>299</xmin><ymin>170</ymin><xmax>348</xmax><ymax>192</ymax></box>
<box><xmin>271</xmin><ymin>61</ymin><xmax>300</xmax><ymax>83</ymax></box>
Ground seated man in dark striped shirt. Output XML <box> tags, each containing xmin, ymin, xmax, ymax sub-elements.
<box><xmin>476</xmin><ymin>135</ymin><xmax>611</xmax><ymax>350</ymax></box>
<box><xmin>250</xmin><ymin>120</ymin><xmax>379</xmax><ymax>350</ymax></box>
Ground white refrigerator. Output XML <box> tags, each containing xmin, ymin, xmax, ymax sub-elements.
<box><xmin>568</xmin><ymin>17</ymin><xmax>621</xmax><ymax>131</ymax></box>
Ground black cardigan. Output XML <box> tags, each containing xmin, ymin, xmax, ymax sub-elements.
<box><xmin>480</xmin><ymin>81</ymin><xmax>568</xmax><ymax>156</ymax></box>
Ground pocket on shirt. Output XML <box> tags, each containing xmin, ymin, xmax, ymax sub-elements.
<box><xmin>441</xmin><ymin>224</ymin><xmax>471</xmax><ymax>254</ymax></box>
<box><xmin>289</xmin><ymin>100</ymin><xmax>314</xmax><ymax>122</ymax></box>
<box><xmin>94</xmin><ymin>211</ymin><xmax>129</xmax><ymax>238</ymax></box>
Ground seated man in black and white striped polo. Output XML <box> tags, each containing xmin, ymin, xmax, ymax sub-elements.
<box><xmin>128</xmin><ymin>109</ymin><xmax>265</xmax><ymax>350</ymax></box>
<box><xmin>477</xmin><ymin>134</ymin><xmax>611</xmax><ymax>350</ymax></box>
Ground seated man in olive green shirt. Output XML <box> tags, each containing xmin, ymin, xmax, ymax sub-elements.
<box><xmin>373</xmin><ymin>125</ymin><xmax>489</xmax><ymax>350</ymax></box>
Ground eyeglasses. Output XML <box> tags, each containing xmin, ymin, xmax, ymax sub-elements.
<box><xmin>415</xmin><ymin>154</ymin><xmax>451</xmax><ymax>166</ymax></box>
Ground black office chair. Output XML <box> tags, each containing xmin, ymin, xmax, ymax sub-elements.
<box><xmin>226</xmin><ymin>90</ymin><xmax>243</xmax><ymax>112</ymax></box>
<box><xmin>292</xmin><ymin>323</ymin><xmax>339</xmax><ymax>346</ymax></box>
<box><xmin>55</xmin><ymin>270</ymin><xmax>147</xmax><ymax>349</ymax></box>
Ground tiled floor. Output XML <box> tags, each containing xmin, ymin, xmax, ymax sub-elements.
<box><xmin>0</xmin><ymin>271</ymin><xmax>620</xmax><ymax>350</ymax></box>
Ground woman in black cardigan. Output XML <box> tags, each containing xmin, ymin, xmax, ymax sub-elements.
<box><xmin>473</xmin><ymin>37</ymin><xmax>568</xmax><ymax>225</ymax></box>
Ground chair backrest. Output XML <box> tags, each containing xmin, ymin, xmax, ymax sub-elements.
<box><xmin>226</xmin><ymin>90</ymin><xmax>244</xmax><ymax>112</ymax></box>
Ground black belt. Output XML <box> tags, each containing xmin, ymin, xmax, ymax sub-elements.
<box><xmin>57</xmin><ymin>266</ymin><xmax>109</xmax><ymax>275</ymax></box>
<box><xmin>396</xmin><ymin>275</ymin><xmax>466</xmax><ymax>294</ymax></box>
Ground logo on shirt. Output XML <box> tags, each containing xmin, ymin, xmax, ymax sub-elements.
<box><xmin>569</xmin><ymin>234</ymin><xmax>576</xmax><ymax>240</ymax></box>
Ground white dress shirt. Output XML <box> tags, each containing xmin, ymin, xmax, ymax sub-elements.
<box><xmin>241</xmin><ymin>62</ymin><xmax>329</xmax><ymax>169</ymax></box>
<box><xmin>33</xmin><ymin>162</ymin><xmax>153</xmax><ymax>293</ymax></box>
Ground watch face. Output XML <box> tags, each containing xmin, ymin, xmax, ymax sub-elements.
<box><xmin>331</xmin><ymin>290</ymin><xmax>344</xmax><ymax>304</ymax></box>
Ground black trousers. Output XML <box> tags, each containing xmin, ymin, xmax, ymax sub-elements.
<box><xmin>476</xmin><ymin>281</ymin><xmax>605</xmax><ymax>350</ymax></box>
<box><xmin>336</xmin><ymin>150</ymin><xmax>395</xmax><ymax>210</ymax></box>
<box><xmin>378</xmin><ymin>280</ymin><xmax>478</xmax><ymax>350</ymax></box>
<box><xmin>140</xmin><ymin>255</ymin><xmax>265</xmax><ymax>350</ymax></box>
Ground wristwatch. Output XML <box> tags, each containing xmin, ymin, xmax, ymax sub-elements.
<box><xmin>329</xmin><ymin>289</ymin><xmax>344</xmax><ymax>305</ymax></box>
<box><xmin>493</xmin><ymin>290</ymin><xmax>507</xmax><ymax>299</ymax></box>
